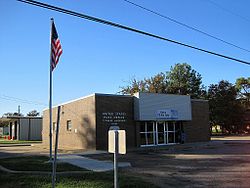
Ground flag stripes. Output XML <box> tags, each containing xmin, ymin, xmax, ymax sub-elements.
<box><xmin>51</xmin><ymin>21</ymin><xmax>62</xmax><ymax>71</ymax></box>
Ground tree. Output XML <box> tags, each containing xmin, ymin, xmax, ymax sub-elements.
<box><xmin>120</xmin><ymin>78</ymin><xmax>147</xmax><ymax>95</ymax></box>
<box><xmin>120</xmin><ymin>63</ymin><xmax>204</xmax><ymax>98</ymax></box>
<box><xmin>145</xmin><ymin>72</ymin><xmax>168</xmax><ymax>93</ymax></box>
<box><xmin>3</xmin><ymin>112</ymin><xmax>23</xmax><ymax>117</ymax></box>
<box><xmin>27</xmin><ymin>110</ymin><xmax>40</xmax><ymax>117</ymax></box>
<box><xmin>207</xmin><ymin>80</ymin><xmax>244</xmax><ymax>133</ymax></box>
<box><xmin>235</xmin><ymin>77</ymin><xmax>250</xmax><ymax>107</ymax></box>
<box><xmin>166</xmin><ymin>63</ymin><xmax>203</xmax><ymax>98</ymax></box>
<box><xmin>0</xmin><ymin>119</ymin><xmax>9</xmax><ymax>127</ymax></box>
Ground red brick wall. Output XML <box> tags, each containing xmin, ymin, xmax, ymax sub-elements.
<box><xmin>95</xmin><ymin>94</ymin><xmax>136</xmax><ymax>150</ymax></box>
<box><xmin>183</xmin><ymin>100</ymin><xmax>210</xmax><ymax>142</ymax></box>
<box><xmin>42</xmin><ymin>95</ymin><xmax>96</xmax><ymax>150</ymax></box>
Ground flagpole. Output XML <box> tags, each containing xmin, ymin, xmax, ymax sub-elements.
<box><xmin>49</xmin><ymin>18</ymin><xmax>54</xmax><ymax>161</ymax></box>
<box><xmin>52</xmin><ymin>105</ymin><xmax>61</xmax><ymax>188</ymax></box>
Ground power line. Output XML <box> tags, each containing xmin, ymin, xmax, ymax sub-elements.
<box><xmin>17</xmin><ymin>0</ymin><xmax>250</xmax><ymax>66</ymax></box>
<box><xmin>207</xmin><ymin>0</ymin><xmax>250</xmax><ymax>23</ymax></box>
<box><xmin>0</xmin><ymin>95</ymin><xmax>47</xmax><ymax>106</ymax></box>
<box><xmin>123</xmin><ymin>0</ymin><xmax>250</xmax><ymax>53</ymax></box>
<box><xmin>0</xmin><ymin>94</ymin><xmax>86</xmax><ymax>120</ymax></box>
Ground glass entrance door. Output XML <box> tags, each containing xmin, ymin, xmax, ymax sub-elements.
<box><xmin>156</xmin><ymin>122</ymin><xmax>165</xmax><ymax>145</ymax></box>
<box><xmin>167</xmin><ymin>122</ymin><xmax>175</xmax><ymax>144</ymax></box>
<box><xmin>140</xmin><ymin>121</ymin><xmax>182</xmax><ymax>147</ymax></box>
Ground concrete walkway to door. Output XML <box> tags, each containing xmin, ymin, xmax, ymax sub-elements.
<box><xmin>58</xmin><ymin>154</ymin><xmax>131</xmax><ymax>172</ymax></box>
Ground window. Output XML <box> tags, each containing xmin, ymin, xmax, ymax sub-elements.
<box><xmin>168</xmin><ymin>122</ymin><xmax>174</xmax><ymax>131</ymax></box>
<box><xmin>140</xmin><ymin>122</ymin><xmax>155</xmax><ymax>146</ymax></box>
<box><xmin>168</xmin><ymin>132</ymin><xmax>175</xmax><ymax>143</ymax></box>
<box><xmin>52</xmin><ymin>122</ymin><xmax>56</xmax><ymax>133</ymax></box>
<box><xmin>66</xmin><ymin>120</ymin><xmax>72</xmax><ymax>131</ymax></box>
<box><xmin>139</xmin><ymin>121</ymin><xmax>183</xmax><ymax>146</ymax></box>
<box><xmin>140</xmin><ymin>122</ymin><xmax>146</xmax><ymax>132</ymax></box>
<box><xmin>157</xmin><ymin>122</ymin><xmax>165</xmax><ymax>145</ymax></box>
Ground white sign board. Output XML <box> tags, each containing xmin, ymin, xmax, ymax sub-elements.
<box><xmin>108</xmin><ymin>130</ymin><xmax>126</xmax><ymax>154</ymax></box>
<box><xmin>156</xmin><ymin>109</ymin><xmax>178</xmax><ymax>120</ymax></box>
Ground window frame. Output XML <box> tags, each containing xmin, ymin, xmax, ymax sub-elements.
<box><xmin>140</xmin><ymin>121</ymin><xmax>181</xmax><ymax>147</ymax></box>
<box><xmin>66</xmin><ymin>120</ymin><xmax>72</xmax><ymax>132</ymax></box>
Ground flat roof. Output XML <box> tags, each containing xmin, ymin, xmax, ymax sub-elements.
<box><xmin>43</xmin><ymin>92</ymin><xmax>207</xmax><ymax>112</ymax></box>
<box><xmin>43</xmin><ymin>93</ymin><xmax>132</xmax><ymax>111</ymax></box>
<box><xmin>4</xmin><ymin>116</ymin><xmax>42</xmax><ymax>119</ymax></box>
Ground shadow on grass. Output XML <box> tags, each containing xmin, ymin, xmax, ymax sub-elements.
<box><xmin>0</xmin><ymin>156</ymin><xmax>85</xmax><ymax>172</ymax></box>
<box><xmin>0</xmin><ymin>155</ymin><xmax>158</xmax><ymax>188</ymax></box>
<box><xmin>0</xmin><ymin>171</ymin><xmax>158</xmax><ymax>188</ymax></box>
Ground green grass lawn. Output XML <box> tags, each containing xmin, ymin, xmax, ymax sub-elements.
<box><xmin>0</xmin><ymin>139</ymin><xmax>42</xmax><ymax>144</ymax></box>
<box><xmin>0</xmin><ymin>172</ymin><xmax>157</xmax><ymax>188</ymax></box>
<box><xmin>0</xmin><ymin>156</ymin><xmax>157</xmax><ymax>188</ymax></box>
<box><xmin>0</xmin><ymin>156</ymin><xmax>85</xmax><ymax>172</ymax></box>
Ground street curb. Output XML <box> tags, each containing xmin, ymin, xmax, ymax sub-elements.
<box><xmin>0</xmin><ymin>165</ymin><xmax>90</xmax><ymax>175</ymax></box>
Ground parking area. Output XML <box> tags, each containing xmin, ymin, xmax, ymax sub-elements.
<box><xmin>1</xmin><ymin>136</ymin><xmax>250</xmax><ymax>187</ymax></box>
<box><xmin>89</xmin><ymin>136</ymin><xmax>250</xmax><ymax>187</ymax></box>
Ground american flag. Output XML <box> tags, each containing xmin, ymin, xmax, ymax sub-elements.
<box><xmin>50</xmin><ymin>21</ymin><xmax>62</xmax><ymax>71</ymax></box>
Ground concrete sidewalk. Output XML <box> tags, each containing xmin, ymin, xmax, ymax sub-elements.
<box><xmin>58</xmin><ymin>154</ymin><xmax>131</xmax><ymax>172</ymax></box>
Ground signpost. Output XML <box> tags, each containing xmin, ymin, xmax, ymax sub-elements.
<box><xmin>52</xmin><ymin>105</ymin><xmax>61</xmax><ymax>188</ymax></box>
<box><xmin>108</xmin><ymin>128</ymin><xmax>126</xmax><ymax>188</ymax></box>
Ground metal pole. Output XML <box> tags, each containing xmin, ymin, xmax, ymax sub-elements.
<box><xmin>49</xmin><ymin>18</ymin><xmax>53</xmax><ymax>161</ymax></box>
<box><xmin>52</xmin><ymin>105</ymin><xmax>61</xmax><ymax>188</ymax></box>
<box><xmin>18</xmin><ymin>105</ymin><xmax>20</xmax><ymax>115</ymax></box>
<box><xmin>114</xmin><ymin>130</ymin><xmax>118</xmax><ymax>188</ymax></box>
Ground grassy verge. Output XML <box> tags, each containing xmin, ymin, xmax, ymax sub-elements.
<box><xmin>0</xmin><ymin>139</ymin><xmax>42</xmax><ymax>144</ymax></box>
<box><xmin>0</xmin><ymin>172</ymin><xmax>157</xmax><ymax>188</ymax></box>
<box><xmin>0</xmin><ymin>156</ymin><xmax>157</xmax><ymax>188</ymax></box>
<box><xmin>0</xmin><ymin>156</ymin><xmax>84</xmax><ymax>172</ymax></box>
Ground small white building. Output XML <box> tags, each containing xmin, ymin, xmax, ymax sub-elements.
<box><xmin>0</xmin><ymin>126</ymin><xmax>9</xmax><ymax>136</ymax></box>
<box><xmin>5</xmin><ymin>116</ymin><xmax>42</xmax><ymax>141</ymax></box>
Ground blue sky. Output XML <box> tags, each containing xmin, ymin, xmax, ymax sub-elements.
<box><xmin>0</xmin><ymin>0</ymin><xmax>249</xmax><ymax>116</ymax></box>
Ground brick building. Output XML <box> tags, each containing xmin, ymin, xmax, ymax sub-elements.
<box><xmin>42</xmin><ymin>92</ymin><xmax>210</xmax><ymax>150</ymax></box>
